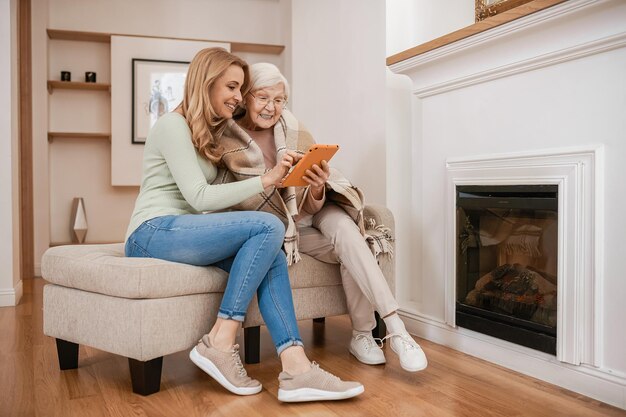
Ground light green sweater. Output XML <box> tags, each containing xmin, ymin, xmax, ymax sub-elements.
<box><xmin>125</xmin><ymin>112</ymin><xmax>264</xmax><ymax>241</ymax></box>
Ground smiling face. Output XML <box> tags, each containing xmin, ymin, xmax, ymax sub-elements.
<box><xmin>241</xmin><ymin>82</ymin><xmax>286</xmax><ymax>130</ymax></box>
<box><xmin>209</xmin><ymin>64</ymin><xmax>245</xmax><ymax>119</ymax></box>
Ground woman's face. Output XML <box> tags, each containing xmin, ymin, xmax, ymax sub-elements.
<box><xmin>243</xmin><ymin>82</ymin><xmax>286</xmax><ymax>130</ymax></box>
<box><xmin>209</xmin><ymin>64</ymin><xmax>245</xmax><ymax>119</ymax></box>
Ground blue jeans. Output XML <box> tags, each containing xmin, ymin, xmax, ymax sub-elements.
<box><xmin>125</xmin><ymin>211</ymin><xmax>303</xmax><ymax>355</ymax></box>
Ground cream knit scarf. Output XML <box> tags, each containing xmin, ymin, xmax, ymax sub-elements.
<box><xmin>213</xmin><ymin>109</ymin><xmax>393</xmax><ymax>265</ymax></box>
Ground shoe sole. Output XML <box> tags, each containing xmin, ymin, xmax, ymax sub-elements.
<box><xmin>390</xmin><ymin>343</ymin><xmax>428</xmax><ymax>372</ymax></box>
<box><xmin>278</xmin><ymin>385</ymin><xmax>364</xmax><ymax>402</ymax></box>
<box><xmin>189</xmin><ymin>347</ymin><xmax>262</xmax><ymax>396</ymax></box>
<box><xmin>348</xmin><ymin>346</ymin><xmax>386</xmax><ymax>365</ymax></box>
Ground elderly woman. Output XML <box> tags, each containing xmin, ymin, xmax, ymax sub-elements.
<box><xmin>217</xmin><ymin>63</ymin><xmax>428</xmax><ymax>373</ymax></box>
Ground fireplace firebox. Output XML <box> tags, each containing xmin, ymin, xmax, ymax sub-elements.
<box><xmin>456</xmin><ymin>185</ymin><xmax>558</xmax><ymax>354</ymax></box>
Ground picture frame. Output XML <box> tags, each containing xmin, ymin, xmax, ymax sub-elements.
<box><xmin>131</xmin><ymin>58</ymin><xmax>189</xmax><ymax>144</ymax></box>
<box><xmin>475</xmin><ymin>0</ymin><xmax>535</xmax><ymax>22</ymax></box>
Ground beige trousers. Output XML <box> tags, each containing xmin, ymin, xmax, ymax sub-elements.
<box><xmin>298</xmin><ymin>204</ymin><xmax>399</xmax><ymax>331</ymax></box>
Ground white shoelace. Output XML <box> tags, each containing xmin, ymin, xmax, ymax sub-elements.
<box><xmin>310</xmin><ymin>361</ymin><xmax>340</xmax><ymax>382</ymax></box>
<box><xmin>230</xmin><ymin>344</ymin><xmax>248</xmax><ymax>377</ymax></box>
<box><xmin>354</xmin><ymin>333</ymin><xmax>378</xmax><ymax>352</ymax></box>
<box><xmin>377</xmin><ymin>333</ymin><xmax>421</xmax><ymax>351</ymax></box>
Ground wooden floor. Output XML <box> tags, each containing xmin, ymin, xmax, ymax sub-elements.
<box><xmin>1</xmin><ymin>278</ymin><xmax>624</xmax><ymax>417</ymax></box>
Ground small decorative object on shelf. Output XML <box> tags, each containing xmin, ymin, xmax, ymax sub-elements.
<box><xmin>475</xmin><ymin>0</ymin><xmax>535</xmax><ymax>22</ymax></box>
<box><xmin>61</xmin><ymin>71</ymin><xmax>71</xmax><ymax>81</ymax></box>
<box><xmin>70</xmin><ymin>197</ymin><xmax>88</xmax><ymax>243</ymax></box>
<box><xmin>85</xmin><ymin>71</ymin><xmax>97</xmax><ymax>83</ymax></box>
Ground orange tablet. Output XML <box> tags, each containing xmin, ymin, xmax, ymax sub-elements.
<box><xmin>281</xmin><ymin>144</ymin><xmax>339</xmax><ymax>187</ymax></box>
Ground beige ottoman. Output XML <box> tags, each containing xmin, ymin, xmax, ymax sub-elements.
<box><xmin>41</xmin><ymin>205</ymin><xmax>394</xmax><ymax>395</ymax></box>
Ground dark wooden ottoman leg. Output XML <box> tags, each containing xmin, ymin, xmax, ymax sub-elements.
<box><xmin>313</xmin><ymin>317</ymin><xmax>326</xmax><ymax>324</ymax></box>
<box><xmin>372</xmin><ymin>311</ymin><xmax>387</xmax><ymax>339</ymax></box>
<box><xmin>128</xmin><ymin>357</ymin><xmax>163</xmax><ymax>396</ymax></box>
<box><xmin>55</xmin><ymin>338</ymin><xmax>79</xmax><ymax>370</ymax></box>
<box><xmin>244</xmin><ymin>326</ymin><xmax>261</xmax><ymax>364</ymax></box>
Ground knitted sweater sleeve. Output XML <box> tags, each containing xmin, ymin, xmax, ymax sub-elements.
<box><xmin>302</xmin><ymin>186</ymin><xmax>326</xmax><ymax>216</ymax></box>
<box><xmin>155</xmin><ymin>115</ymin><xmax>264</xmax><ymax>212</ymax></box>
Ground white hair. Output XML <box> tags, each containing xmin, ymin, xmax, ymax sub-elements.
<box><xmin>247</xmin><ymin>62</ymin><xmax>290</xmax><ymax>99</ymax></box>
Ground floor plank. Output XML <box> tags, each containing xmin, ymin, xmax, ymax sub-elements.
<box><xmin>1</xmin><ymin>277</ymin><xmax>624</xmax><ymax>417</ymax></box>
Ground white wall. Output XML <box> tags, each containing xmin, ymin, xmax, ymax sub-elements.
<box><xmin>385</xmin><ymin>69</ymin><xmax>414</xmax><ymax>306</ymax></box>
<box><xmin>386</xmin><ymin>0</ymin><xmax>474</xmax><ymax>56</ymax></box>
<box><xmin>31</xmin><ymin>0</ymin><xmax>49</xmax><ymax>275</ymax></box>
<box><xmin>0</xmin><ymin>0</ymin><xmax>22</xmax><ymax>306</ymax></box>
<box><xmin>384</xmin><ymin>0</ymin><xmax>474</xmax><ymax>306</ymax></box>
<box><xmin>48</xmin><ymin>0</ymin><xmax>284</xmax><ymax>45</ymax></box>
<box><xmin>388</xmin><ymin>0</ymin><xmax>626</xmax><ymax>408</ymax></box>
<box><xmin>291</xmin><ymin>0</ymin><xmax>387</xmax><ymax>205</ymax></box>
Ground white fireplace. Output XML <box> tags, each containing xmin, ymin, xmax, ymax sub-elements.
<box><xmin>386</xmin><ymin>0</ymin><xmax>626</xmax><ymax>409</ymax></box>
<box><xmin>445</xmin><ymin>147</ymin><xmax>602</xmax><ymax>366</ymax></box>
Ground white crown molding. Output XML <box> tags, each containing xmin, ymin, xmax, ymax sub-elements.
<box><xmin>389</xmin><ymin>0</ymin><xmax>607</xmax><ymax>73</ymax></box>
<box><xmin>445</xmin><ymin>146</ymin><xmax>603</xmax><ymax>367</ymax></box>
<box><xmin>412</xmin><ymin>30</ymin><xmax>626</xmax><ymax>98</ymax></box>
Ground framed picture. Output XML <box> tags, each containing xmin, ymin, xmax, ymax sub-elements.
<box><xmin>132</xmin><ymin>58</ymin><xmax>189</xmax><ymax>144</ymax></box>
<box><xmin>475</xmin><ymin>0</ymin><xmax>534</xmax><ymax>22</ymax></box>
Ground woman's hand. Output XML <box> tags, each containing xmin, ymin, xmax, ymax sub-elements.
<box><xmin>261</xmin><ymin>150</ymin><xmax>301</xmax><ymax>189</ymax></box>
<box><xmin>303</xmin><ymin>160</ymin><xmax>330</xmax><ymax>199</ymax></box>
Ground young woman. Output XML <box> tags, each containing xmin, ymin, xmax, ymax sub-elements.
<box><xmin>125</xmin><ymin>48</ymin><xmax>363</xmax><ymax>402</ymax></box>
<box><xmin>218</xmin><ymin>62</ymin><xmax>428</xmax><ymax>373</ymax></box>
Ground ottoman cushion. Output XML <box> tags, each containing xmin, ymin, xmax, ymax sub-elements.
<box><xmin>41</xmin><ymin>243</ymin><xmax>343</xmax><ymax>300</ymax></box>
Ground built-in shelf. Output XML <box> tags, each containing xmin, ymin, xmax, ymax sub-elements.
<box><xmin>230</xmin><ymin>42</ymin><xmax>285</xmax><ymax>55</ymax></box>
<box><xmin>47</xmin><ymin>80</ymin><xmax>111</xmax><ymax>93</ymax></box>
<box><xmin>50</xmin><ymin>241</ymin><xmax>120</xmax><ymax>247</ymax></box>
<box><xmin>47</xmin><ymin>28</ymin><xmax>285</xmax><ymax>55</ymax></box>
<box><xmin>47</xmin><ymin>132</ymin><xmax>111</xmax><ymax>143</ymax></box>
<box><xmin>47</xmin><ymin>29</ymin><xmax>111</xmax><ymax>43</ymax></box>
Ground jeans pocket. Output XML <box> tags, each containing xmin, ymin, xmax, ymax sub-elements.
<box><xmin>126</xmin><ymin>223</ymin><xmax>155</xmax><ymax>258</ymax></box>
<box><xmin>127</xmin><ymin>241</ymin><xmax>152</xmax><ymax>258</ymax></box>
<box><xmin>145</xmin><ymin>215</ymin><xmax>176</xmax><ymax>230</ymax></box>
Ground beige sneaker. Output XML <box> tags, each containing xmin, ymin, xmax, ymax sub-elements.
<box><xmin>189</xmin><ymin>335</ymin><xmax>262</xmax><ymax>395</ymax></box>
<box><xmin>277</xmin><ymin>362</ymin><xmax>364</xmax><ymax>402</ymax></box>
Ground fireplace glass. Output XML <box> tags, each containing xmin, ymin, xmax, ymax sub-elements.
<box><xmin>456</xmin><ymin>185</ymin><xmax>558</xmax><ymax>354</ymax></box>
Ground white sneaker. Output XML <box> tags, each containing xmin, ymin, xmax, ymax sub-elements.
<box><xmin>349</xmin><ymin>333</ymin><xmax>386</xmax><ymax>365</ymax></box>
<box><xmin>385</xmin><ymin>333</ymin><xmax>428</xmax><ymax>372</ymax></box>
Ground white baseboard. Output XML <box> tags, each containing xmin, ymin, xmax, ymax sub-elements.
<box><xmin>0</xmin><ymin>280</ymin><xmax>23</xmax><ymax>307</ymax></box>
<box><xmin>399</xmin><ymin>309</ymin><xmax>626</xmax><ymax>410</ymax></box>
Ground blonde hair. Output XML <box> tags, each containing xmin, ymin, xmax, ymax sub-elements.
<box><xmin>245</xmin><ymin>62</ymin><xmax>290</xmax><ymax>99</ymax></box>
<box><xmin>178</xmin><ymin>47</ymin><xmax>249</xmax><ymax>164</ymax></box>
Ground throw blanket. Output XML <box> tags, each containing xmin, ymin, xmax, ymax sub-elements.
<box><xmin>213</xmin><ymin>109</ymin><xmax>393</xmax><ymax>264</ymax></box>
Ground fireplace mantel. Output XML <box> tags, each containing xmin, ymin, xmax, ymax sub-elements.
<box><xmin>389</xmin><ymin>0</ymin><xmax>626</xmax><ymax>97</ymax></box>
<box><xmin>384</xmin><ymin>0</ymin><xmax>626</xmax><ymax>409</ymax></box>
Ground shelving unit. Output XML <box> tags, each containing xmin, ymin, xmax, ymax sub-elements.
<box><xmin>47</xmin><ymin>29</ymin><xmax>119</xmax><ymax>246</ymax></box>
